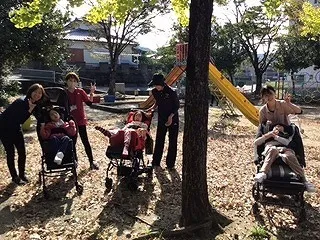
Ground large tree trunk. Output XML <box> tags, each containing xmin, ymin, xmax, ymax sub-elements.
<box><xmin>290</xmin><ymin>71</ymin><xmax>296</xmax><ymax>95</ymax></box>
<box><xmin>108</xmin><ymin>58</ymin><xmax>117</xmax><ymax>95</ymax></box>
<box><xmin>181</xmin><ymin>0</ymin><xmax>213</xmax><ymax>227</ymax></box>
<box><xmin>255</xmin><ymin>70</ymin><xmax>263</xmax><ymax>95</ymax></box>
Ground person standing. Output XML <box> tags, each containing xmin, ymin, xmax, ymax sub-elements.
<box><xmin>259</xmin><ymin>85</ymin><xmax>302</xmax><ymax>125</ymax></box>
<box><xmin>147</xmin><ymin>73</ymin><xmax>180</xmax><ymax>170</ymax></box>
<box><xmin>0</xmin><ymin>84</ymin><xmax>47</xmax><ymax>184</ymax></box>
<box><xmin>65</xmin><ymin>72</ymin><xmax>99</xmax><ymax>170</ymax></box>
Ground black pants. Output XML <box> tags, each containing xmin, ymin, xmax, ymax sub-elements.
<box><xmin>152</xmin><ymin>122</ymin><xmax>179</xmax><ymax>168</ymax></box>
<box><xmin>76</xmin><ymin>125</ymin><xmax>94</xmax><ymax>164</ymax></box>
<box><xmin>0</xmin><ymin>130</ymin><xmax>26</xmax><ymax>179</ymax></box>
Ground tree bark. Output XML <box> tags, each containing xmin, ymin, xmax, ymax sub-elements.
<box><xmin>255</xmin><ymin>70</ymin><xmax>263</xmax><ymax>95</ymax></box>
<box><xmin>108</xmin><ymin>58</ymin><xmax>117</xmax><ymax>95</ymax></box>
<box><xmin>181</xmin><ymin>0</ymin><xmax>213</xmax><ymax>227</ymax></box>
<box><xmin>290</xmin><ymin>71</ymin><xmax>296</xmax><ymax>95</ymax></box>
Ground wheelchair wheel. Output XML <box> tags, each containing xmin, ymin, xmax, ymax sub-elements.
<box><xmin>76</xmin><ymin>184</ymin><xmax>84</xmax><ymax>195</ymax></box>
<box><xmin>252</xmin><ymin>183</ymin><xmax>260</xmax><ymax>201</ymax></box>
<box><xmin>127</xmin><ymin>178</ymin><xmax>138</xmax><ymax>191</ymax></box>
<box><xmin>298</xmin><ymin>207</ymin><xmax>306</xmax><ymax>223</ymax></box>
<box><xmin>252</xmin><ymin>202</ymin><xmax>259</xmax><ymax>215</ymax></box>
<box><xmin>105</xmin><ymin>178</ymin><xmax>113</xmax><ymax>193</ymax></box>
<box><xmin>147</xmin><ymin>167</ymin><xmax>153</xmax><ymax>178</ymax></box>
<box><xmin>43</xmin><ymin>189</ymin><xmax>49</xmax><ymax>199</ymax></box>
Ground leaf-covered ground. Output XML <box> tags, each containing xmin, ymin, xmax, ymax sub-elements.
<box><xmin>0</xmin><ymin>105</ymin><xmax>319</xmax><ymax>240</ymax></box>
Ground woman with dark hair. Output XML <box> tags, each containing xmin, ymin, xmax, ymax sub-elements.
<box><xmin>0</xmin><ymin>83</ymin><xmax>47</xmax><ymax>185</ymax></box>
<box><xmin>259</xmin><ymin>85</ymin><xmax>302</xmax><ymax>125</ymax></box>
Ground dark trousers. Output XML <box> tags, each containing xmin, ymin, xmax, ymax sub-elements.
<box><xmin>152</xmin><ymin>122</ymin><xmax>179</xmax><ymax>168</ymax></box>
<box><xmin>49</xmin><ymin>136</ymin><xmax>70</xmax><ymax>155</ymax></box>
<box><xmin>76</xmin><ymin>125</ymin><xmax>94</xmax><ymax>164</ymax></box>
<box><xmin>0</xmin><ymin>131</ymin><xmax>26</xmax><ymax>179</ymax></box>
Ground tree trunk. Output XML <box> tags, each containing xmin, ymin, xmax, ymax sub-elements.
<box><xmin>181</xmin><ymin>0</ymin><xmax>213</xmax><ymax>227</ymax></box>
<box><xmin>290</xmin><ymin>71</ymin><xmax>296</xmax><ymax>95</ymax></box>
<box><xmin>255</xmin><ymin>70</ymin><xmax>263</xmax><ymax>95</ymax></box>
<box><xmin>108</xmin><ymin>58</ymin><xmax>117</xmax><ymax>95</ymax></box>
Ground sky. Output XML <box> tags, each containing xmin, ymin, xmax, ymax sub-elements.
<box><xmin>58</xmin><ymin>0</ymin><xmax>258</xmax><ymax>51</ymax></box>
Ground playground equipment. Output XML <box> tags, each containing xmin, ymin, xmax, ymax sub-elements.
<box><xmin>139</xmin><ymin>43</ymin><xmax>259</xmax><ymax>126</ymax></box>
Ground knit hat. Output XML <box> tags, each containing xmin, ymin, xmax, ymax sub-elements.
<box><xmin>148</xmin><ymin>73</ymin><xmax>165</xmax><ymax>86</ymax></box>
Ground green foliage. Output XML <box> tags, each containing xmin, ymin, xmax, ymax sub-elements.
<box><xmin>210</xmin><ymin>22</ymin><xmax>247</xmax><ymax>83</ymax></box>
<box><xmin>275</xmin><ymin>34</ymin><xmax>314</xmax><ymax>74</ymax></box>
<box><xmin>0</xmin><ymin>79</ymin><xmax>21</xmax><ymax>107</ymax></box>
<box><xmin>300</xmin><ymin>2</ymin><xmax>320</xmax><ymax>37</ymax></box>
<box><xmin>1</xmin><ymin>0</ymin><xmax>69</xmax><ymax>80</ymax></box>
<box><xmin>249</xmin><ymin>225</ymin><xmax>270</xmax><ymax>240</ymax></box>
<box><xmin>232</xmin><ymin>0</ymin><xmax>286</xmax><ymax>93</ymax></box>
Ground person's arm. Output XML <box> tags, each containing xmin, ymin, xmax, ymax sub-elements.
<box><xmin>273</xmin><ymin>135</ymin><xmax>291</xmax><ymax>146</ymax></box>
<box><xmin>254</xmin><ymin>131</ymin><xmax>274</xmax><ymax>146</ymax></box>
<box><xmin>258</xmin><ymin>107</ymin><xmax>266</xmax><ymax>125</ymax></box>
<box><xmin>80</xmin><ymin>88</ymin><xmax>93</xmax><ymax>106</ymax></box>
<box><xmin>65</xmin><ymin>120</ymin><xmax>77</xmax><ymax>137</ymax></box>
<box><xmin>40</xmin><ymin>123</ymin><xmax>52</xmax><ymax>140</ymax></box>
<box><xmin>283</xmin><ymin>95</ymin><xmax>302</xmax><ymax>114</ymax></box>
<box><xmin>170</xmin><ymin>89</ymin><xmax>179</xmax><ymax>117</ymax></box>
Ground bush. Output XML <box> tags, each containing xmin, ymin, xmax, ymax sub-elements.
<box><xmin>0</xmin><ymin>80</ymin><xmax>21</xmax><ymax>107</ymax></box>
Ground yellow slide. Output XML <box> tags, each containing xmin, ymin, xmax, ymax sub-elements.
<box><xmin>139</xmin><ymin>65</ymin><xmax>186</xmax><ymax>109</ymax></box>
<box><xmin>208</xmin><ymin>63</ymin><xmax>259</xmax><ymax>126</ymax></box>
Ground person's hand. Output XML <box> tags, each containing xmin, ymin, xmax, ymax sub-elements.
<box><xmin>28</xmin><ymin>99</ymin><xmax>37</xmax><ymax>112</ymax></box>
<box><xmin>165</xmin><ymin>115</ymin><xmax>173</xmax><ymax>127</ymax></box>
<box><xmin>40</xmin><ymin>123</ymin><xmax>45</xmax><ymax>127</ymax></box>
<box><xmin>90</xmin><ymin>82</ymin><xmax>96</xmax><ymax>95</ymax></box>
<box><xmin>284</xmin><ymin>93</ymin><xmax>292</xmax><ymax>103</ymax></box>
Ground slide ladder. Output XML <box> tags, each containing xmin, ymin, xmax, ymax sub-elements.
<box><xmin>208</xmin><ymin>62</ymin><xmax>259</xmax><ymax>126</ymax></box>
<box><xmin>209</xmin><ymin>82</ymin><xmax>237</xmax><ymax>116</ymax></box>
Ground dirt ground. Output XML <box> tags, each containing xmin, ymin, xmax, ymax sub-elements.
<box><xmin>0</xmin><ymin>104</ymin><xmax>319</xmax><ymax>240</ymax></box>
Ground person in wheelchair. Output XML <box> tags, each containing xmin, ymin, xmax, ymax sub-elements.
<box><xmin>40</xmin><ymin>108</ymin><xmax>77</xmax><ymax>165</ymax></box>
<box><xmin>254</xmin><ymin>121</ymin><xmax>315</xmax><ymax>192</ymax></box>
<box><xmin>95</xmin><ymin>110</ymin><xmax>150</xmax><ymax>157</ymax></box>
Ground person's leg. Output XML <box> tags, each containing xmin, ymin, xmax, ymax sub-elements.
<box><xmin>14</xmin><ymin>131</ymin><xmax>27</xmax><ymax>181</ymax></box>
<box><xmin>58</xmin><ymin>136</ymin><xmax>71</xmax><ymax>154</ymax></box>
<box><xmin>281</xmin><ymin>150</ymin><xmax>306</xmax><ymax>180</ymax></box>
<box><xmin>254</xmin><ymin>146</ymin><xmax>279</xmax><ymax>182</ymax></box>
<box><xmin>1</xmin><ymin>135</ymin><xmax>19</xmax><ymax>182</ymax></box>
<box><xmin>123</xmin><ymin>129</ymin><xmax>133</xmax><ymax>156</ymax></box>
<box><xmin>78</xmin><ymin>125</ymin><xmax>98</xmax><ymax>169</ymax></box>
<box><xmin>281</xmin><ymin>150</ymin><xmax>316</xmax><ymax>192</ymax></box>
<box><xmin>152</xmin><ymin>123</ymin><xmax>167</xmax><ymax>167</ymax></box>
<box><xmin>166</xmin><ymin>122</ymin><xmax>179</xmax><ymax>169</ymax></box>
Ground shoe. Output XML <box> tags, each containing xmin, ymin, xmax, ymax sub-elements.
<box><xmin>54</xmin><ymin>152</ymin><xmax>64</xmax><ymax>165</ymax></box>
<box><xmin>166</xmin><ymin>166</ymin><xmax>175</xmax><ymax>171</ymax></box>
<box><xmin>304</xmin><ymin>182</ymin><xmax>316</xmax><ymax>192</ymax></box>
<box><xmin>90</xmin><ymin>162</ymin><xmax>99</xmax><ymax>170</ymax></box>
<box><xmin>254</xmin><ymin>172</ymin><xmax>267</xmax><ymax>183</ymax></box>
<box><xmin>19</xmin><ymin>174</ymin><xmax>29</xmax><ymax>183</ymax></box>
<box><xmin>12</xmin><ymin>176</ymin><xmax>26</xmax><ymax>185</ymax></box>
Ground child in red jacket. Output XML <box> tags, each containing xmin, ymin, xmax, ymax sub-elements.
<box><xmin>40</xmin><ymin>109</ymin><xmax>77</xmax><ymax>165</ymax></box>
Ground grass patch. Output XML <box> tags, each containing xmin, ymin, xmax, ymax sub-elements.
<box><xmin>249</xmin><ymin>225</ymin><xmax>270</xmax><ymax>240</ymax></box>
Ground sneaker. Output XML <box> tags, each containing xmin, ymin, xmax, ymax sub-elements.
<box><xmin>12</xmin><ymin>176</ymin><xmax>26</xmax><ymax>185</ymax></box>
<box><xmin>19</xmin><ymin>174</ymin><xmax>29</xmax><ymax>183</ymax></box>
<box><xmin>254</xmin><ymin>172</ymin><xmax>267</xmax><ymax>183</ymax></box>
<box><xmin>304</xmin><ymin>182</ymin><xmax>316</xmax><ymax>192</ymax></box>
<box><xmin>90</xmin><ymin>162</ymin><xmax>99</xmax><ymax>170</ymax></box>
<box><xmin>166</xmin><ymin>166</ymin><xmax>175</xmax><ymax>171</ymax></box>
<box><xmin>54</xmin><ymin>152</ymin><xmax>64</xmax><ymax>165</ymax></box>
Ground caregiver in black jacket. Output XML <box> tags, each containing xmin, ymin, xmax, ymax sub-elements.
<box><xmin>0</xmin><ymin>83</ymin><xmax>47</xmax><ymax>185</ymax></box>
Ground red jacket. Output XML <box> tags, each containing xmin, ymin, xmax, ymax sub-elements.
<box><xmin>40</xmin><ymin>120</ymin><xmax>76</xmax><ymax>140</ymax></box>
